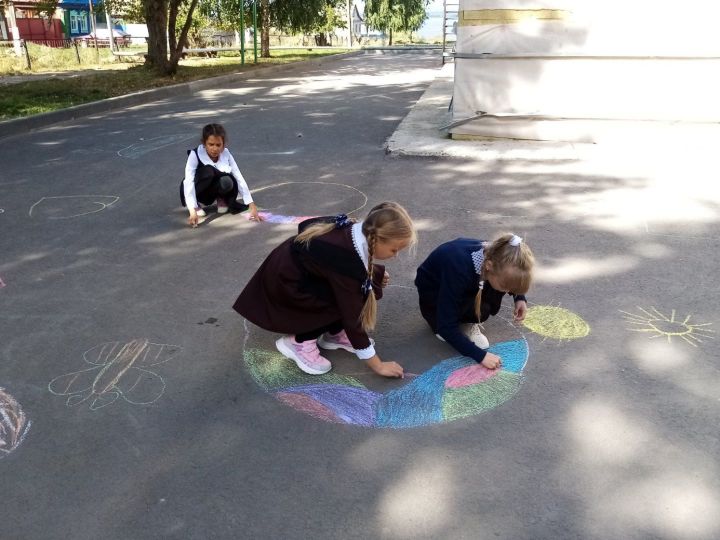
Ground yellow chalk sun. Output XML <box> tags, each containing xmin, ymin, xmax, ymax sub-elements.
<box><xmin>620</xmin><ymin>307</ymin><xmax>714</xmax><ymax>347</ymax></box>
<box><xmin>522</xmin><ymin>305</ymin><xmax>590</xmax><ymax>341</ymax></box>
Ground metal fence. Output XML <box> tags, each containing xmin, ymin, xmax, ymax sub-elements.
<box><xmin>1</xmin><ymin>38</ymin><xmax>146</xmax><ymax>71</ymax></box>
<box><xmin>0</xmin><ymin>40</ymin><xmax>32</xmax><ymax>70</ymax></box>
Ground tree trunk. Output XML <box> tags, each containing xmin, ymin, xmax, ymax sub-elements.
<box><xmin>260</xmin><ymin>0</ymin><xmax>270</xmax><ymax>58</ymax></box>
<box><xmin>167</xmin><ymin>0</ymin><xmax>198</xmax><ymax>74</ymax></box>
<box><xmin>144</xmin><ymin>0</ymin><xmax>170</xmax><ymax>72</ymax></box>
<box><xmin>388</xmin><ymin>28</ymin><xmax>393</xmax><ymax>46</ymax></box>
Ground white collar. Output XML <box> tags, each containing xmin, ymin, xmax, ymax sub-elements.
<box><xmin>472</xmin><ymin>243</ymin><xmax>488</xmax><ymax>275</ymax></box>
<box><xmin>198</xmin><ymin>144</ymin><xmax>222</xmax><ymax>164</ymax></box>
<box><xmin>351</xmin><ymin>222</ymin><xmax>368</xmax><ymax>267</ymax></box>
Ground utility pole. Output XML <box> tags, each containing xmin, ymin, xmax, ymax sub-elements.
<box><xmin>347</xmin><ymin>0</ymin><xmax>352</xmax><ymax>48</ymax></box>
<box><xmin>87</xmin><ymin>0</ymin><xmax>99</xmax><ymax>60</ymax></box>
<box><xmin>104</xmin><ymin>4</ymin><xmax>114</xmax><ymax>52</ymax></box>
<box><xmin>6</xmin><ymin>1</ymin><xmax>22</xmax><ymax>56</ymax></box>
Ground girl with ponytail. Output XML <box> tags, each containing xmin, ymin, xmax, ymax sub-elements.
<box><xmin>234</xmin><ymin>202</ymin><xmax>416</xmax><ymax>378</ymax></box>
<box><xmin>414</xmin><ymin>234</ymin><xmax>535</xmax><ymax>370</ymax></box>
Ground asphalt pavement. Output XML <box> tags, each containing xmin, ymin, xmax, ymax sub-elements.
<box><xmin>1</xmin><ymin>50</ymin><xmax>719</xmax><ymax>540</ymax></box>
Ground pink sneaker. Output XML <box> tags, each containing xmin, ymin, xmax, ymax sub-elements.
<box><xmin>275</xmin><ymin>336</ymin><xmax>331</xmax><ymax>375</ymax></box>
<box><xmin>318</xmin><ymin>329</ymin><xmax>355</xmax><ymax>353</ymax></box>
<box><xmin>216</xmin><ymin>198</ymin><xmax>229</xmax><ymax>214</ymax></box>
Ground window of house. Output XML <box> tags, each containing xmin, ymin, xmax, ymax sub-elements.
<box><xmin>70</xmin><ymin>12</ymin><xmax>79</xmax><ymax>33</ymax></box>
<box><xmin>79</xmin><ymin>11</ymin><xmax>88</xmax><ymax>33</ymax></box>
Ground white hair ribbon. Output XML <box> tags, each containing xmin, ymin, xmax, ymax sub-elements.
<box><xmin>509</xmin><ymin>234</ymin><xmax>523</xmax><ymax>247</ymax></box>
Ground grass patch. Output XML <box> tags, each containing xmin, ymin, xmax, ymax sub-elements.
<box><xmin>0</xmin><ymin>48</ymin><xmax>347</xmax><ymax>120</ymax></box>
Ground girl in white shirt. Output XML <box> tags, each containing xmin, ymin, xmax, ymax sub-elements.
<box><xmin>182</xmin><ymin>123</ymin><xmax>262</xmax><ymax>227</ymax></box>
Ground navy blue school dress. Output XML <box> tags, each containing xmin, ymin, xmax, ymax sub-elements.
<box><xmin>414</xmin><ymin>238</ymin><xmax>526</xmax><ymax>363</ymax></box>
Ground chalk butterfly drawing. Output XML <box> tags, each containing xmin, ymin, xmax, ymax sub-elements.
<box><xmin>49</xmin><ymin>340</ymin><xmax>181</xmax><ymax>410</ymax></box>
<box><xmin>0</xmin><ymin>387</ymin><xmax>31</xmax><ymax>459</ymax></box>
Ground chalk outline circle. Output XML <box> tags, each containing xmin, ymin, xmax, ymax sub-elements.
<box><xmin>252</xmin><ymin>181</ymin><xmax>368</xmax><ymax>217</ymax></box>
<box><xmin>28</xmin><ymin>196</ymin><xmax>120</xmax><ymax>219</ymax></box>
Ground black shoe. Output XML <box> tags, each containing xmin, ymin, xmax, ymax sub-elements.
<box><xmin>228</xmin><ymin>200</ymin><xmax>249</xmax><ymax>215</ymax></box>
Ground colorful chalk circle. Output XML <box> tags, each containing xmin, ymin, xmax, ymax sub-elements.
<box><xmin>0</xmin><ymin>387</ymin><xmax>31</xmax><ymax>459</ymax></box>
<box><xmin>621</xmin><ymin>307</ymin><xmax>714</xmax><ymax>347</ymax></box>
<box><xmin>522</xmin><ymin>305</ymin><xmax>590</xmax><ymax>341</ymax></box>
<box><xmin>243</xmin><ymin>322</ymin><xmax>529</xmax><ymax>429</ymax></box>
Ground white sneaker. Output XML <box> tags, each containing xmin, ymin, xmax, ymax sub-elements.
<box><xmin>275</xmin><ymin>336</ymin><xmax>331</xmax><ymax>375</ymax></box>
<box><xmin>460</xmin><ymin>323</ymin><xmax>490</xmax><ymax>349</ymax></box>
<box><xmin>195</xmin><ymin>207</ymin><xmax>206</xmax><ymax>218</ymax></box>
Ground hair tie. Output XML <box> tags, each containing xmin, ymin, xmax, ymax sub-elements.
<box><xmin>509</xmin><ymin>234</ymin><xmax>522</xmax><ymax>247</ymax></box>
<box><xmin>361</xmin><ymin>277</ymin><xmax>372</xmax><ymax>296</ymax></box>
<box><xmin>334</xmin><ymin>214</ymin><xmax>351</xmax><ymax>229</ymax></box>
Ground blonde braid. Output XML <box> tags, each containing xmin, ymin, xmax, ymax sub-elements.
<box><xmin>295</xmin><ymin>222</ymin><xmax>343</xmax><ymax>246</ymax></box>
<box><xmin>359</xmin><ymin>231</ymin><xmax>378</xmax><ymax>331</ymax></box>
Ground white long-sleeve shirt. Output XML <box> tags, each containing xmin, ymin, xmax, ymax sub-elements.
<box><xmin>183</xmin><ymin>145</ymin><xmax>254</xmax><ymax>210</ymax></box>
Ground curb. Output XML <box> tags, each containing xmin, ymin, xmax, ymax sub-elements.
<box><xmin>0</xmin><ymin>50</ymin><xmax>364</xmax><ymax>140</ymax></box>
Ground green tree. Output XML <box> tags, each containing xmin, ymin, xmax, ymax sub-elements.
<box><xmin>271</xmin><ymin>0</ymin><xmax>346</xmax><ymax>49</ymax></box>
<box><xmin>364</xmin><ymin>0</ymin><xmax>428</xmax><ymax>45</ymax></box>
<box><xmin>98</xmin><ymin>0</ymin><xmax>145</xmax><ymax>23</ymax></box>
<box><xmin>143</xmin><ymin>0</ymin><xmax>199</xmax><ymax>75</ymax></box>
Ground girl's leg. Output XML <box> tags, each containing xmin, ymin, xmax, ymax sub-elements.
<box><xmin>216</xmin><ymin>175</ymin><xmax>243</xmax><ymax>214</ymax></box>
<box><xmin>194</xmin><ymin>165</ymin><xmax>221</xmax><ymax>206</ymax></box>
<box><xmin>296</xmin><ymin>321</ymin><xmax>342</xmax><ymax>342</ymax></box>
<box><xmin>275</xmin><ymin>322</ymin><xmax>343</xmax><ymax>375</ymax></box>
<box><xmin>418</xmin><ymin>299</ymin><xmax>438</xmax><ymax>332</ymax></box>
<box><xmin>316</xmin><ymin>321</ymin><xmax>358</xmax><ymax>353</ymax></box>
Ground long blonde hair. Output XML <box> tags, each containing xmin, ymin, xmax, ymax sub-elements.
<box><xmin>294</xmin><ymin>202</ymin><xmax>417</xmax><ymax>332</ymax></box>
<box><xmin>474</xmin><ymin>233</ymin><xmax>535</xmax><ymax>318</ymax></box>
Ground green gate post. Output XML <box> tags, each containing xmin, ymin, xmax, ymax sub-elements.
<box><xmin>240</xmin><ymin>6</ymin><xmax>245</xmax><ymax>65</ymax></box>
<box><xmin>252</xmin><ymin>0</ymin><xmax>257</xmax><ymax>63</ymax></box>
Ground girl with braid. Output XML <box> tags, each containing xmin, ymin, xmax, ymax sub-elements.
<box><xmin>415</xmin><ymin>234</ymin><xmax>534</xmax><ymax>370</ymax></box>
<box><xmin>233</xmin><ymin>202</ymin><xmax>416</xmax><ymax>378</ymax></box>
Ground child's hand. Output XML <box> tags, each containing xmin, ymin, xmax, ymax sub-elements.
<box><xmin>382</xmin><ymin>271</ymin><xmax>390</xmax><ymax>288</ymax></box>
<box><xmin>513</xmin><ymin>300</ymin><xmax>528</xmax><ymax>322</ymax></box>
<box><xmin>188</xmin><ymin>211</ymin><xmax>199</xmax><ymax>228</ymax></box>
<box><xmin>367</xmin><ymin>355</ymin><xmax>404</xmax><ymax>378</ymax></box>
<box><xmin>481</xmin><ymin>352</ymin><xmax>502</xmax><ymax>370</ymax></box>
<box><xmin>248</xmin><ymin>202</ymin><xmax>263</xmax><ymax>222</ymax></box>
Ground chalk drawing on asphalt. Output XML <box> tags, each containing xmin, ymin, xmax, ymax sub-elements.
<box><xmin>49</xmin><ymin>339</ymin><xmax>181</xmax><ymax>410</ymax></box>
<box><xmin>0</xmin><ymin>276</ymin><xmax>5</xmax><ymax>289</ymax></box>
<box><xmin>241</xmin><ymin>316</ymin><xmax>529</xmax><ymax>429</ymax></box>
<box><xmin>522</xmin><ymin>304</ymin><xmax>590</xmax><ymax>341</ymax></box>
<box><xmin>29</xmin><ymin>196</ymin><xmax>119</xmax><ymax>219</ymax></box>
<box><xmin>242</xmin><ymin>181</ymin><xmax>368</xmax><ymax>224</ymax></box>
<box><xmin>117</xmin><ymin>134</ymin><xmax>195</xmax><ymax>159</ymax></box>
<box><xmin>621</xmin><ymin>307</ymin><xmax>714</xmax><ymax>347</ymax></box>
<box><xmin>0</xmin><ymin>387</ymin><xmax>31</xmax><ymax>459</ymax></box>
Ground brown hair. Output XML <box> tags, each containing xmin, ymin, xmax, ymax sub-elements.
<box><xmin>474</xmin><ymin>233</ymin><xmax>535</xmax><ymax>318</ymax></box>
<box><xmin>201</xmin><ymin>123</ymin><xmax>227</xmax><ymax>144</ymax></box>
<box><xmin>295</xmin><ymin>202</ymin><xmax>417</xmax><ymax>332</ymax></box>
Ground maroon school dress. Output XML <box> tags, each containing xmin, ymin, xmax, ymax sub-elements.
<box><xmin>233</xmin><ymin>222</ymin><xmax>385</xmax><ymax>351</ymax></box>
